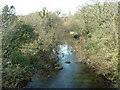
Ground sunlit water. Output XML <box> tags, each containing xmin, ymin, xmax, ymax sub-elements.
<box><xmin>24</xmin><ymin>42</ymin><xmax>111</xmax><ymax>88</ymax></box>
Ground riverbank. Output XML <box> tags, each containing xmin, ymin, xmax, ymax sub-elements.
<box><xmin>70</xmin><ymin>38</ymin><xmax>118</xmax><ymax>87</ymax></box>
<box><xmin>60</xmin><ymin>35</ymin><xmax>118</xmax><ymax>88</ymax></box>
<box><xmin>1</xmin><ymin>1</ymin><xmax>119</xmax><ymax>88</ymax></box>
<box><xmin>2</xmin><ymin>47</ymin><xmax>59</xmax><ymax>88</ymax></box>
<box><xmin>24</xmin><ymin>42</ymin><xmax>113</xmax><ymax>88</ymax></box>
<box><xmin>60</xmin><ymin>1</ymin><xmax>119</xmax><ymax>87</ymax></box>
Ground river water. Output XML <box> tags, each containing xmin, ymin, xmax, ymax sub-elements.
<box><xmin>24</xmin><ymin>42</ymin><xmax>111</xmax><ymax>88</ymax></box>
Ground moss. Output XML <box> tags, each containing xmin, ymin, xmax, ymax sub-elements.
<box><xmin>55</xmin><ymin>66</ymin><xmax>63</xmax><ymax>70</ymax></box>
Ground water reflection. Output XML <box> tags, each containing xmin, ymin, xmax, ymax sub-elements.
<box><xmin>25</xmin><ymin>42</ymin><xmax>110</xmax><ymax>88</ymax></box>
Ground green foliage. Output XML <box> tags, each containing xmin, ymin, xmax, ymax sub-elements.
<box><xmin>2</xmin><ymin>5</ymin><xmax>59</xmax><ymax>88</ymax></box>
<box><xmin>2</xmin><ymin>64</ymin><xmax>34</xmax><ymax>88</ymax></box>
<box><xmin>2</xmin><ymin>1</ymin><xmax>119</xmax><ymax>88</ymax></box>
<box><xmin>2</xmin><ymin>12</ymin><xmax>39</xmax><ymax>87</ymax></box>
<box><xmin>2</xmin><ymin>21</ymin><xmax>38</xmax><ymax>60</ymax></box>
<box><xmin>38</xmin><ymin>8</ymin><xmax>63</xmax><ymax>33</ymax></box>
<box><xmin>39</xmin><ymin>7</ymin><xmax>48</xmax><ymax>18</ymax></box>
<box><xmin>2</xmin><ymin>5</ymin><xmax>17</xmax><ymax>28</ymax></box>
<box><xmin>65</xmin><ymin>1</ymin><xmax>118</xmax><ymax>86</ymax></box>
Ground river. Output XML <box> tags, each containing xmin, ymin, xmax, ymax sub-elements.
<box><xmin>24</xmin><ymin>42</ymin><xmax>111</xmax><ymax>88</ymax></box>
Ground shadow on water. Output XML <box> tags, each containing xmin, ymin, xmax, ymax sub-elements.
<box><xmin>24</xmin><ymin>41</ymin><xmax>111</xmax><ymax>88</ymax></box>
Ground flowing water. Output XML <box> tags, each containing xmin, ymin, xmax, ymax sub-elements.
<box><xmin>24</xmin><ymin>42</ymin><xmax>111</xmax><ymax>88</ymax></box>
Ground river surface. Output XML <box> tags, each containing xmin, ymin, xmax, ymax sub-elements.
<box><xmin>24</xmin><ymin>42</ymin><xmax>111</xmax><ymax>88</ymax></box>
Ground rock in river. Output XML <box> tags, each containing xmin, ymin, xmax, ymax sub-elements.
<box><xmin>55</xmin><ymin>66</ymin><xmax>63</xmax><ymax>70</ymax></box>
<box><xmin>65</xmin><ymin>61</ymin><xmax>71</xmax><ymax>64</ymax></box>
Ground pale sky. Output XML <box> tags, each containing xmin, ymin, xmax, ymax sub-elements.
<box><xmin>0</xmin><ymin>0</ymin><xmax>118</xmax><ymax>15</ymax></box>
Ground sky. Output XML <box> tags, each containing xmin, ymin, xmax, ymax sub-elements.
<box><xmin>0</xmin><ymin>0</ymin><xmax>118</xmax><ymax>15</ymax></box>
